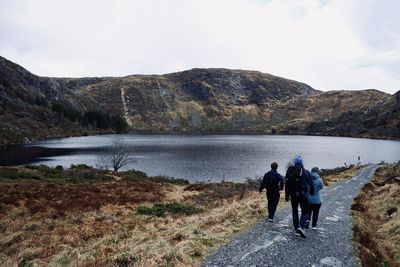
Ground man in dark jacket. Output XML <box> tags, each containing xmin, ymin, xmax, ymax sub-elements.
<box><xmin>285</xmin><ymin>155</ymin><xmax>314</xmax><ymax>238</ymax></box>
<box><xmin>259</xmin><ymin>162</ymin><xmax>284</xmax><ymax>222</ymax></box>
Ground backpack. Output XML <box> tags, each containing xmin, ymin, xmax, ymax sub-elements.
<box><xmin>285</xmin><ymin>165</ymin><xmax>303</xmax><ymax>196</ymax></box>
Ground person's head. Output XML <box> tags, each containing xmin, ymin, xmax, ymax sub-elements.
<box><xmin>271</xmin><ymin>162</ymin><xmax>278</xmax><ymax>170</ymax></box>
<box><xmin>311</xmin><ymin>167</ymin><xmax>320</xmax><ymax>174</ymax></box>
<box><xmin>294</xmin><ymin>155</ymin><xmax>303</xmax><ymax>167</ymax></box>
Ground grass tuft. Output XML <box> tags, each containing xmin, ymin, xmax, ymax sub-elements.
<box><xmin>137</xmin><ymin>202</ymin><xmax>204</xmax><ymax>217</ymax></box>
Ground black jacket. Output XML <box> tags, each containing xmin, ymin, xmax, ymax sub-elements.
<box><xmin>259</xmin><ymin>170</ymin><xmax>284</xmax><ymax>194</ymax></box>
<box><xmin>285</xmin><ymin>164</ymin><xmax>315</xmax><ymax>200</ymax></box>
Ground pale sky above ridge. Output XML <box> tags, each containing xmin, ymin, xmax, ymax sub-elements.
<box><xmin>0</xmin><ymin>0</ymin><xmax>399</xmax><ymax>94</ymax></box>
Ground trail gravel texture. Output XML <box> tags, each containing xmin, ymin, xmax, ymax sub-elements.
<box><xmin>202</xmin><ymin>165</ymin><xmax>379</xmax><ymax>267</ymax></box>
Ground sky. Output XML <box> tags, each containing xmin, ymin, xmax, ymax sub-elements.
<box><xmin>0</xmin><ymin>0</ymin><xmax>399</xmax><ymax>94</ymax></box>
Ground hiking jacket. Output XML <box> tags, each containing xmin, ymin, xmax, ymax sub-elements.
<box><xmin>300</xmin><ymin>166</ymin><xmax>314</xmax><ymax>198</ymax></box>
<box><xmin>308</xmin><ymin>171</ymin><xmax>324</xmax><ymax>204</ymax></box>
<box><xmin>259</xmin><ymin>170</ymin><xmax>284</xmax><ymax>194</ymax></box>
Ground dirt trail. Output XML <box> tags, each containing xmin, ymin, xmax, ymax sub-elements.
<box><xmin>202</xmin><ymin>165</ymin><xmax>379</xmax><ymax>267</ymax></box>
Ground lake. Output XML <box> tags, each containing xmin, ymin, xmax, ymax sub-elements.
<box><xmin>1</xmin><ymin>135</ymin><xmax>399</xmax><ymax>182</ymax></box>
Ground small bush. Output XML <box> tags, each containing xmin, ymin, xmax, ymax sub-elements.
<box><xmin>25</xmin><ymin>164</ymin><xmax>52</xmax><ymax>171</ymax></box>
<box><xmin>137</xmin><ymin>202</ymin><xmax>204</xmax><ymax>217</ymax></box>
<box><xmin>55</xmin><ymin>165</ymin><xmax>63</xmax><ymax>171</ymax></box>
<box><xmin>70</xmin><ymin>164</ymin><xmax>92</xmax><ymax>170</ymax></box>
<box><xmin>122</xmin><ymin>170</ymin><xmax>189</xmax><ymax>185</ymax></box>
<box><xmin>0</xmin><ymin>167</ymin><xmax>42</xmax><ymax>180</ymax></box>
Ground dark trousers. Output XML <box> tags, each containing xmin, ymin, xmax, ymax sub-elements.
<box><xmin>266</xmin><ymin>191</ymin><xmax>280</xmax><ymax>220</ymax></box>
<box><xmin>308</xmin><ymin>203</ymin><xmax>322</xmax><ymax>227</ymax></box>
<box><xmin>290</xmin><ymin>195</ymin><xmax>309</xmax><ymax>230</ymax></box>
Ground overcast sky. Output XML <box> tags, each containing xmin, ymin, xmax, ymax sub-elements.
<box><xmin>0</xmin><ymin>0</ymin><xmax>399</xmax><ymax>94</ymax></box>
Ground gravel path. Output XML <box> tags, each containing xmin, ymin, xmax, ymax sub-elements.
<box><xmin>202</xmin><ymin>165</ymin><xmax>379</xmax><ymax>267</ymax></box>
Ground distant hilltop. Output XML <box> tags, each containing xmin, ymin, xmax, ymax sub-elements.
<box><xmin>0</xmin><ymin>55</ymin><xmax>399</xmax><ymax>144</ymax></box>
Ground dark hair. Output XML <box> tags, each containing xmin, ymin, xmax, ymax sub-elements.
<box><xmin>271</xmin><ymin>162</ymin><xmax>278</xmax><ymax>170</ymax></box>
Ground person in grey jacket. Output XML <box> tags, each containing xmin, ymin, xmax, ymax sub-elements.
<box><xmin>307</xmin><ymin>167</ymin><xmax>324</xmax><ymax>229</ymax></box>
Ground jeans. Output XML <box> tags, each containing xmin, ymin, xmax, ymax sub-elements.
<box><xmin>266</xmin><ymin>191</ymin><xmax>280</xmax><ymax>220</ymax></box>
<box><xmin>308</xmin><ymin>203</ymin><xmax>322</xmax><ymax>227</ymax></box>
<box><xmin>290</xmin><ymin>195</ymin><xmax>309</xmax><ymax>230</ymax></box>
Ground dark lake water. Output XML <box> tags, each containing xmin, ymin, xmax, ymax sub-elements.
<box><xmin>1</xmin><ymin>135</ymin><xmax>399</xmax><ymax>182</ymax></box>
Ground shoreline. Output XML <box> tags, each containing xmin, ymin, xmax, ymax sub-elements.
<box><xmin>2</xmin><ymin>130</ymin><xmax>399</xmax><ymax>147</ymax></box>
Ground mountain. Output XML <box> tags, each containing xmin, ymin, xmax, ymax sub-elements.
<box><xmin>0</xmin><ymin>56</ymin><xmax>127</xmax><ymax>144</ymax></box>
<box><xmin>0</xmin><ymin>56</ymin><xmax>398</xmax><ymax>144</ymax></box>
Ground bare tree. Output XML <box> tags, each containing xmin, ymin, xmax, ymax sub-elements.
<box><xmin>100</xmin><ymin>139</ymin><xmax>134</xmax><ymax>172</ymax></box>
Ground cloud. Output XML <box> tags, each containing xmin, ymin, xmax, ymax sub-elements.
<box><xmin>0</xmin><ymin>0</ymin><xmax>398</xmax><ymax>93</ymax></box>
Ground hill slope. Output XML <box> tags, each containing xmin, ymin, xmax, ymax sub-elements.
<box><xmin>0</xmin><ymin>56</ymin><xmax>398</xmax><ymax>144</ymax></box>
<box><xmin>0</xmin><ymin>56</ymin><xmax>127</xmax><ymax>144</ymax></box>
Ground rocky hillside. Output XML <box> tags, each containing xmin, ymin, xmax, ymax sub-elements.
<box><xmin>82</xmin><ymin>68</ymin><xmax>316</xmax><ymax>133</ymax></box>
<box><xmin>0</xmin><ymin>56</ymin><xmax>127</xmax><ymax>144</ymax></box>
<box><xmin>271</xmin><ymin>89</ymin><xmax>400</xmax><ymax>138</ymax></box>
<box><xmin>0</xmin><ymin>56</ymin><xmax>398</xmax><ymax>144</ymax></box>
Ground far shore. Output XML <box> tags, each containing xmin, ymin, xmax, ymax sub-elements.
<box><xmin>3</xmin><ymin>130</ymin><xmax>399</xmax><ymax>147</ymax></box>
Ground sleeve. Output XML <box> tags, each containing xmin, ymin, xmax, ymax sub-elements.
<box><xmin>279</xmin><ymin>174</ymin><xmax>285</xmax><ymax>191</ymax></box>
<box><xmin>259</xmin><ymin>174</ymin><xmax>267</xmax><ymax>192</ymax></box>
<box><xmin>319</xmin><ymin>177</ymin><xmax>324</xmax><ymax>190</ymax></box>
<box><xmin>285</xmin><ymin>178</ymin><xmax>289</xmax><ymax>201</ymax></box>
<box><xmin>307</xmin><ymin>171</ymin><xmax>315</xmax><ymax>196</ymax></box>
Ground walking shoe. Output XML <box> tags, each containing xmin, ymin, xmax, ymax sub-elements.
<box><xmin>268</xmin><ymin>219</ymin><xmax>274</xmax><ymax>223</ymax></box>
<box><xmin>294</xmin><ymin>231</ymin><xmax>300</xmax><ymax>237</ymax></box>
<box><xmin>305</xmin><ymin>220</ymin><xmax>310</xmax><ymax>229</ymax></box>
<box><xmin>312</xmin><ymin>227</ymin><xmax>317</xmax><ymax>230</ymax></box>
<box><xmin>296</xmin><ymin>228</ymin><xmax>306</xmax><ymax>238</ymax></box>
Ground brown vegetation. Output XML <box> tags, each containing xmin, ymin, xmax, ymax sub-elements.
<box><xmin>0</xmin><ymin>164</ymin><xmax>359</xmax><ymax>266</ymax></box>
<box><xmin>320</xmin><ymin>165</ymin><xmax>362</xmax><ymax>186</ymax></box>
<box><xmin>351</xmin><ymin>163</ymin><xmax>400</xmax><ymax>267</ymax></box>
<box><xmin>0</xmin><ymin>167</ymin><xmax>267</xmax><ymax>266</ymax></box>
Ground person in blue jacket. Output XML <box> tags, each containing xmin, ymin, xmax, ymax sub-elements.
<box><xmin>307</xmin><ymin>167</ymin><xmax>324</xmax><ymax>229</ymax></box>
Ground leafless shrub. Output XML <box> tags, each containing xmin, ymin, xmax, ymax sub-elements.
<box><xmin>99</xmin><ymin>139</ymin><xmax>135</xmax><ymax>172</ymax></box>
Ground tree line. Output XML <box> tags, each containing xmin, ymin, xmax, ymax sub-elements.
<box><xmin>51</xmin><ymin>102</ymin><xmax>128</xmax><ymax>132</ymax></box>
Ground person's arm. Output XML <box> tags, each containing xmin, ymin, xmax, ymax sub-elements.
<box><xmin>279</xmin><ymin>174</ymin><xmax>285</xmax><ymax>191</ymax></box>
<box><xmin>307</xmin><ymin>171</ymin><xmax>315</xmax><ymax>196</ymax></box>
<box><xmin>284</xmin><ymin>170</ymin><xmax>290</xmax><ymax>201</ymax></box>
<box><xmin>319</xmin><ymin>176</ymin><xmax>324</xmax><ymax>190</ymax></box>
<box><xmin>259</xmin><ymin>174</ymin><xmax>267</xmax><ymax>193</ymax></box>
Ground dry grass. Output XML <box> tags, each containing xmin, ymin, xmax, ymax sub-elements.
<box><xmin>351</xmin><ymin>163</ymin><xmax>400</xmax><ymax>267</ymax></box>
<box><xmin>0</xmin><ymin>168</ymin><xmax>268</xmax><ymax>266</ymax></box>
<box><xmin>0</xmin><ymin>165</ymin><xmax>357</xmax><ymax>266</ymax></box>
<box><xmin>321</xmin><ymin>165</ymin><xmax>361</xmax><ymax>186</ymax></box>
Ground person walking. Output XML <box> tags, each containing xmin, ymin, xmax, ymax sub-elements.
<box><xmin>259</xmin><ymin>162</ymin><xmax>284</xmax><ymax>223</ymax></box>
<box><xmin>307</xmin><ymin>167</ymin><xmax>324</xmax><ymax>229</ymax></box>
<box><xmin>285</xmin><ymin>155</ymin><xmax>314</xmax><ymax>238</ymax></box>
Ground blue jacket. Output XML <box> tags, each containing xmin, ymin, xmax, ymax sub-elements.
<box><xmin>299</xmin><ymin>167</ymin><xmax>314</xmax><ymax>198</ymax></box>
<box><xmin>308</xmin><ymin>172</ymin><xmax>324</xmax><ymax>204</ymax></box>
